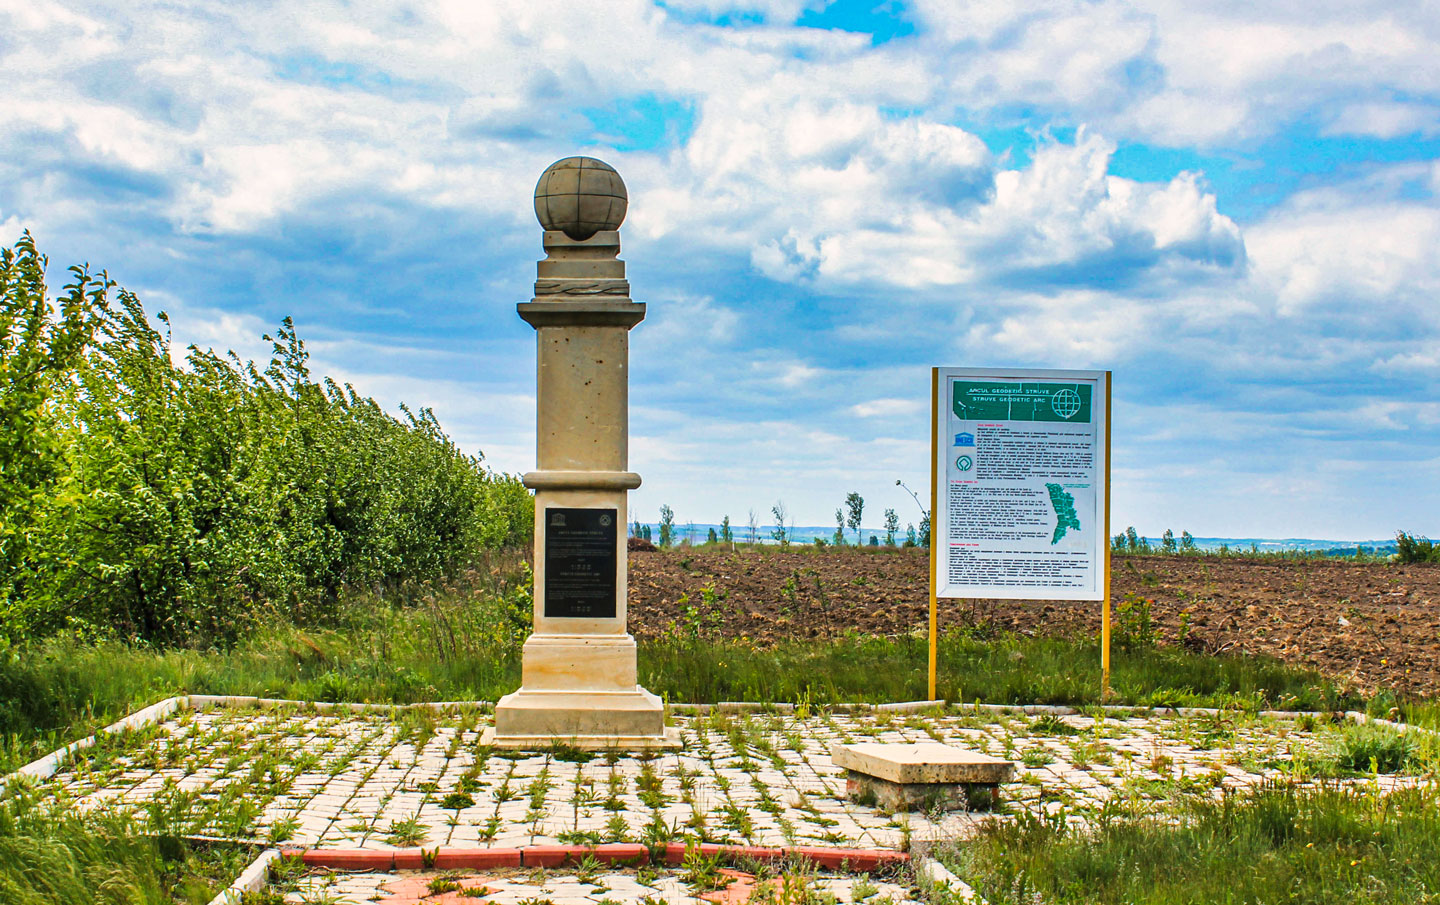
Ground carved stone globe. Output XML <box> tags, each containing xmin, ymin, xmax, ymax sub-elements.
<box><xmin>534</xmin><ymin>157</ymin><xmax>628</xmax><ymax>241</ymax></box>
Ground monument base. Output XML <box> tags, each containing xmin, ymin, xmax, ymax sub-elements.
<box><xmin>484</xmin><ymin>686</ymin><xmax>682</xmax><ymax>750</ymax></box>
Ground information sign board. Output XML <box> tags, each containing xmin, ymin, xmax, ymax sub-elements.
<box><xmin>933</xmin><ymin>368</ymin><xmax>1109</xmax><ymax>601</ymax></box>
<box><xmin>543</xmin><ymin>507</ymin><xmax>618</xmax><ymax>618</ymax></box>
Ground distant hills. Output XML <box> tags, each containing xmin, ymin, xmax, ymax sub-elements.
<box><xmin>630</xmin><ymin>521</ymin><xmax>1402</xmax><ymax>556</ymax></box>
<box><xmin>1158</xmin><ymin>536</ymin><xmax>1400</xmax><ymax>556</ymax></box>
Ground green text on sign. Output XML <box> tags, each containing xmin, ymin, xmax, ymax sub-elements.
<box><xmin>953</xmin><ymin>381</ymin><xmax>1093</xmax><ymax>423</ymax></box>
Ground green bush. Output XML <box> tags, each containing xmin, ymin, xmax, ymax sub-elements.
<box><xmin>1327</xmin><ymin>721</ymin><xmax>1419</xmax><ymax>774</ymax></box>
<box><xmin>1395</xmin><ymin>531</ymin><xmax>1438</xmax><ymax>564</ymax></box>
<box><xmin>1114</xmin><ymin>592</ymin><xmax>1157</xmax><ymax>649</ymax></box>
<box><xmin>0</xmin><ymin>233</ymin><xmax>531</xmax><ymax>645</ymax></box>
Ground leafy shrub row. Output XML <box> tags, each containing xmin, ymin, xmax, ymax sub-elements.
<box><xmin>1</xmin><ymin>233</ymin><xmax>531</xmax><ymax>645</ymax></box>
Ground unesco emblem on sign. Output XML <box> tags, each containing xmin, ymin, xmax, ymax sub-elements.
<box><xmin>955</xmin><ymin>455</ymin><xmax>974</xmax><ymax>472</ymax></box>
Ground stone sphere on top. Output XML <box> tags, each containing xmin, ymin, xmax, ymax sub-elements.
<box><xmin>534</xmin><ymin>157</ymin><xmax>628</xmax><ymax>241</ymax></box>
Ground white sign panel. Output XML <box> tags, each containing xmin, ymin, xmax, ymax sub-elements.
<box><xmin>933</xmin><ymin>368</ymin><xmax>1108</xmax><ymax>601</ymax></box>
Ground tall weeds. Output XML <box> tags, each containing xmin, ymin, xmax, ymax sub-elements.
<box><xmin>0</xmin><ymin>781</ymin><xmax>248</xmax><ymax>904</ymax></box>
<box><xmin>953</xmin><ymin>782</ymin><xmax>1440</xmax><ymax>904</ymax></box>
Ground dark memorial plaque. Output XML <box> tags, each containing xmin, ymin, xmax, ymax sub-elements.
<box><xmin>543</xmin><ymin>507</ymin><xmax>617</xmax><ymax>618</ymax></box>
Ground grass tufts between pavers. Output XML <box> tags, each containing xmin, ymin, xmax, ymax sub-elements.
<box><xmin>945</xmin><ymin>781</ymin><xmax>1440</xmax><ymax>905</ymax></box>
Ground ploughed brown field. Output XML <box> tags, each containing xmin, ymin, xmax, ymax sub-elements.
<box><xmin>625</xmin><ymin>547</ymin><xmax>1440</xmax><ymax>697</ymax></box>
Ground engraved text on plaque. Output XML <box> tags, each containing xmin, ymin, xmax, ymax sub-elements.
<box><xmin>543</xmin><ymin>507</ymin><xmax>618</xmax><ymax>618</ymax></box>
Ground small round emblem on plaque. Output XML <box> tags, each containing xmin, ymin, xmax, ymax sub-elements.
<box><xmin>599</xmin><ymin>513</ymin><xmax>612</xmax><ymax>527</ymax></box>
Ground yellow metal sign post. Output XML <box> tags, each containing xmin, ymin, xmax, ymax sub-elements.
<box><xmin>928</xmin><ymin>368</ymin><xmax>939</xmax><ymax>702</ymax></box>
<box><xmin>1101</xmin><ymin>373</ymin><xmax>1113</xmax><ymax>699</ymax></box>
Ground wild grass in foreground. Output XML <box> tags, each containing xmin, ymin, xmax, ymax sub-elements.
<box><xmin>947</xmin><ymin>781</ymin><xmax>1440</xmax><ymax>904</ymax></box>
<box><xmin>0</xmin><ymin>781</ymin><xmax>248</xmax><ymax>904</ymax></box>
<box><xmin>1397</xmin><ymin>699</ymin><xmax>1440</xmax><ymax>732</ymax></box>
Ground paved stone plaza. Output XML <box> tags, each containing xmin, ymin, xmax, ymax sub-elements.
<box><xmin>29</xmin><ymin>703</ymin><xmax>1421</xmax><ymax>855</ymax></box>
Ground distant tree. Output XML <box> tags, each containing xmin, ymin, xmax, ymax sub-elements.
<box><xmin>1112</xmin><ymin>533</ymin><xmax>1128</xmax><ymax>553</ymax></box>
<box><xmin>883</xmin><ymin>508</ymin><xmax>899</xmax><ymax>546</ymax></box>
<box><xmin>642</xmin><ymin>524</ymin><xmax>652</xmax><ymax>542</ymax></box>
<box><xmin>833</xmin><ymin>509</ymin><xmax>845</xmax><ymax>546</ymax></box>
<box><xmin>1180</xmin><ymin>530</ymin><xmax>1197</xmax><ymax>553</ymax></box>
<box><xmin>1125</xmin><ymin>526</ymin><xmax>1139</xmax><ymax>552</ymax></box>
<box><xmin>1162</xmin><ymin>529</ymin><xmax>1176</xmax><ymax>553</ymax></box>
<box><xmin>919</xmin><ymin>512</ymin><xmax>930</xmax><ymax>548</ymax></box>
<box><xmin>658</xmin><ymin>504</ymin><xmax>675</xmax><ymax>548</ymax></box>
<box><xmin>845</xmin><ymin>492</ymin><xmax>864</xmax><ymax>545</ymax></box>
<box><xmin>770</xmin><ymin>500</ymin><xmax>789</xmax><ymax>548</ymax></box>
<box><xmin>746</xmin><ymin>509</ymin><xmax>758</xmax><ymax>544</ymax></box>
<box><xmin>707</xmin><ymin>527</ymin><xmax>718</xmax><ymax>544</ymax></box>
<box><xmin>721</xmin><ymin>515</ymin><xmax>732</xmax><ymax>544</ymax></box>
<box><xmin>632</xmin><ymin>519</ymin><xmax>642</xmax><ymax>538</ymax></box>
<box><xmin>905</xmin><ymin>523</ymin><xmax>917</xmax><ymax>547</ymax></box>
<box><xmin>1396</xmin><ymin>531</ymin><xmax>1439</xmax><ymax>564</ymax></box>
<box><xmin>868</xmin><ymin>535</ymin><xmax>879</xmax><ymax>546</ymax></box>
<box><xmin>686</xmin><ymin>521</ymin><xmax>696</xmax><ymax>544</ymax></box>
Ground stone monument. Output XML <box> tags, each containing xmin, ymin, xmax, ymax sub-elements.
<box><xmin>482</xmin><ymin>157</ymin><xmax>680</xmax><ymax>750</ymax></box>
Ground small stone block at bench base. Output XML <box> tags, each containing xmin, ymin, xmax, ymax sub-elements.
<box><xmin>831</xmin><ymin>742</ymin><xmax>1015</xmax><ymax>812</ymax></box>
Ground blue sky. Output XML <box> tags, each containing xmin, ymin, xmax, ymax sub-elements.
<box><xmin>3</xmin><ymin>0</ymin><xmax>1439</xmax><ymax>540</ymax></box>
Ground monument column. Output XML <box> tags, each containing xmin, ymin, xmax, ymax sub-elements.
<box><xmin>484</xmin><ymin>157</ymin><xmax>679</xmax><ymax>749</ymax></box>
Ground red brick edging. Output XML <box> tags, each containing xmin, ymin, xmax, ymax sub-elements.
<box><xmin>661</xmin><ymin>843</ymin><xmax>908</xmax><ymax>872</ymax></box>
<box><xmin>279</xmin><ymin>842</ymin><xmax>908</xmax><ymax>873</ymax></box>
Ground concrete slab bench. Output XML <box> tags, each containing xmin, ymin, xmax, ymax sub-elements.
<box><xmin>830</xmin><ymin>742</ymin><xmax>1015</xmax><ymax>812</ymax></box>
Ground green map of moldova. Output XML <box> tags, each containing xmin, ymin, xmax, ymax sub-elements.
<box><xmin>1046</xmin><ymin>483</ymin><xmax>1080</xmax><ymax>544</ymax></box>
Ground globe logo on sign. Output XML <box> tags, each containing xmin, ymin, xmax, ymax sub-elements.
<box><xmin>1052</xmin><ymin>388</ymin><xmax>1082</xmax><ymax>419</ymax></box>
<box><xmin>955</xmin><ymin>455</ymin><xmax>973</xmax><ymax>472</ymax></box>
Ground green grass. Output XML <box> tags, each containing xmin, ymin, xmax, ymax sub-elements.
<box><xmin>640</xmin><ymin>632</ymin><xmax>1359</xmax><ymax>714</ymax></box>
<box><xmin>0</xmin><ymin>781</ymin><xmax>250</xmax><ymax>904</ymax></box>
<box><xmin>1397</xmin><ymin>700</ymin><xmax>1440</xmax><ymax>732</ymax></box>
<box><xmin>947</xmin><ymin>781</ymin><xmax>1440</xmax><ymax>904</ymax></box>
